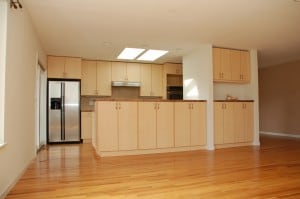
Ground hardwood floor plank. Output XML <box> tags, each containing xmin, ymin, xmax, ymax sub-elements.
<box><xmin>6</xmin><ymin>135</ymin><xmax>300</xmax><ymax>198</ymax></box>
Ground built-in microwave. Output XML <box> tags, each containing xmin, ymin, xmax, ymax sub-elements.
<box><xmin>167</xmin><ymin>86</ymin><xmax>183</xmax><ymax>100</ymax></box>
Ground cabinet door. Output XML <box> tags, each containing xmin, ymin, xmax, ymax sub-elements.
<box><xmin>138</xmin><ymin>102</ymin><xmax>157</xmax><ymax>149</ymax></box>
<box><xmin>157</xmin><ymin>102</ymin><xmax>174</xmax><ymax>148</ymax></box>
<box><xmin>118</xmin><ymin>102</ymin><xmax>138</xmax><ymax>150</ymax></box>
<box><xmin>64</xmin><ymin>57</ymin><xmax>82</xmax><ymax>79</ymax></box>
<box><xmin>81</xmin><ymin>112</ymin><xmax>92</xmax><ymax>140</ymax></box>
<box><xmin>97</xmin><ymin>102</ymin><xmax>118</xmax><ymax>151</ymax></box>
<box><xmin>174</xmin><ymin>102</ymin><xmax>190</xmax><ymax>147</ymax></box>
<box><xmin>151</xmin><ymin>64</ymin><xmax>163</xmax><ymax>96</ymax></box>
<box><xmin>47</xmin><ymin>56</ymin><xmax>65</xmax><ymax>78</ymax></box>
<box><xmin>230</xmin><ymin>50</ymin><xmax>241</xmax><ymax>81</ymax></box>
<box><xmin>234</xmin><ymin>102</ymin><xmax>245</xmax><ymax>142</ymax></box>
<box><xmin>223</xmin><ymin>102</ymin><xmax>235</xmax><ymax>144</ymax></box>
<box><xmin>97</xmin><ymin>61</ymin><xmax>112</xmax><ymax>96</ymax></box>
<box><xmin>214</xmin><ymin>102</ymin><xmax>224</xmax><ymax>144</ymax></box>
<box><xmin>245</xmin><ymin>102</ymin><xmax>254</xmax><ymax>142</ymax></box>
<box><xmin>213</xmin><ymin>48</ymin><xmax>222</xmax><ymax>81</ymax></box>
<box><xmin>164</xmin><ymin>63</ymin><xmax>182</xmax><ymax>74</ymax></box>
<box><xmin>111</xmin><ymin>62</ymin><xmax>126</xmax><ymax>81</ymax></box>
<box><xmin>240</xmin><ymin>51</ymin><xmax>250</xmax><ymax>82</ymax></box>
<box><xmin>126</xmin><ymin>63</ymin><xmax>140</xmax><ymax>82</ymax></box>
<box><xmin>81</xmin><ymin>60</ymin><xmax>97</xmax><ymax>95</ymax></box>
<box><xmin>140</xmin><ymin>64</ymin><xmax>152</xmax><ymax>96</ymax></box>
<box><xmin>220</xmin><ymin>48</ymin><xmax>231</xmax><ymax>80</ymax></box>
<box><xmin>191</xmin><ymin>102</ymin><xmax>206</xmax><ymax>146</ymax></box>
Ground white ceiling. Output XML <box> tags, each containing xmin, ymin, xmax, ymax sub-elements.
<box><xmin>23</xmin><ymin>0</ymin><xmax>300</xmax><ymax>67</ymax></box>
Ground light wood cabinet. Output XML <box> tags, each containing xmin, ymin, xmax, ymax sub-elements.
<box><xmin>138</xmin><ymin>102</ymin><xmax>174</xmax><ymax>149</ymax></box>
<box><xmin>81</xmin><ymin>60</ymin><xmax>111</xmax><ymax>96</ymax></box>
<box><xmin>81</xmin><ymin>112</ymin><xmax>93</xmax><ymax>140</ymax></box>
<box><xmin>138</xmin><ymin>102</ymin><xmax>157</xmax><ymax>149</ymax></box>
<box><xmin>234</xmin><ymin>102</ymin><xmax>254</xmax><ymax>143</ymax></box>
<box><xmin>96</xmin><ymin>101</ymin><xmax>138</xmax><ymax>152</ymax></box>
<box><xmin>140</xmin><ymin>64</ymin><xmax>163</xmax><ymax>96</ymax></box>
<box><xmin>111</xmin><ymin>62</ymin><xmax>140</xmax><ymax>82</ymax></box>
<box><xmin>214</xmin><ymin>102</ymin><xmax>235</xmax><ymax>144</ymax></box>
<box><xmin>190</xmin><ymin>102</ymin><xmax>206</xmax><ymax>146</ymax></box>
<box><xmin>240</xmin><ymin>51</ymin><xmax>250</xmax><ymax>82</ymax></box>
<box><xmin>96</xmin><ymin>101</ymin><xmax>118</xmax><ymax>152</ymax></box>
<box><xmin>81</xmin><ymin>60</ymin><xmax>97</xmax><ymax>95</ymax></box>
<box><xmin>213</xmin><ymin>47</ymin><xmax>250</xmax><ymax>83</ymax></box>
<box><xmin>156</xmin><ymin>102</ymin><xmax>174</xmax><ymax>148</ymax></box>
<box><xmin>164</xmin><ymin>63</ymin><xmax>182</xmax><ymax>75</ymax></box>
<box><xmin>118</xmin><ymin>102</ymin><xmax>138</xmax><ymax>151</ymax></box>
<box><xmin>214</xmin><ymin>101</ymin><xmax>254</xmax><ymax>145</ymax></box>
<box><xmin>96</xmin><ymin>61</ymin><xmax>112</xmax><ymax>96</ymax></box>
<box><xmin>174</xmin><ymin>102</ymin><xmax>206</xmax><ymax>147</ymax></box>
<box><xmin>48</xmin><ymin>56</ymin><xmax>81</xmax><ymax>79</ymax></box>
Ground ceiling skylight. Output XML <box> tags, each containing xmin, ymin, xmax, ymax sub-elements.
<box><xmin>117</xmin><ymin>48</ymin><xmax>145</xmax><ymax>60</ymax></box>
<box><xmin>137</xmin><ymin>49</ymin><xmax>168</xmax><ymax>61</ymax></box>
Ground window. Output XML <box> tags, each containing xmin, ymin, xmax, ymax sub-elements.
<box><xmin>0</xmin><ymin>0</ymin><xmax>7</xmax><ymax>147</ymax></box>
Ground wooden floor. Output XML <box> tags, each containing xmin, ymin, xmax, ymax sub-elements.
<box><xmin>6</xmin><ymin>135</ymin><xmax>300</xmax><ymax>199</ymax></box>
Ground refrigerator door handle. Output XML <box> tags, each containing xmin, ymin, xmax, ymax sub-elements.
<box><xmin>61</xmin><ymin>82</ymin><xmax>65</xmax><ymax>140</ymax></box>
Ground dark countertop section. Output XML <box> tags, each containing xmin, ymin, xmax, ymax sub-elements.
<box><xmin>214</xmin><ymin>100</ymin><xmax>254</xmax><ymax>102</ymax></box>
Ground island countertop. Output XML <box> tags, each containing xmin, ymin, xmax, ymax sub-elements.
<box><xmin>93</xmin><ymin>98</ymin><xmax>207</xmax><ymax>102</ymax></box>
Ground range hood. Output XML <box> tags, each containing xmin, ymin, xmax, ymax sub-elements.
<box><xmin>111</xmin><ymin>81</ymin><xmax>141</xmax><ymax>87</ymax></box>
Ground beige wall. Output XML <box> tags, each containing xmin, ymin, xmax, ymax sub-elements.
<box><xmin>259</xmin><ymin>60</ymin><xmax>300</xmax><ymax>135</ymax></box>
<box><xmin>0</xmin><ymin>3</ymin><xmax>46</xmax><ymax>198</ymax></box>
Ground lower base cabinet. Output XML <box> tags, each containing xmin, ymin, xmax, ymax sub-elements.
<box><xmin>96</xmin><ymin>101</ymin><xmax>138</xmax><ymax>152</ymax></box>
<box><xmin>138</xmin><ymin>102</ymin><xmax>174</xmax><ymax>149</ymax></box>
<box><xmin>175</xmin><ymin>102</ymin><xmax>206</xmax><ymax>147</ymax></box>
<box><xmin>95</xmin><ymin>101</ymin><xmax>207</xmax><ymax>156</ymax></box>
<box><xmin>81</xmin><ymin>112</ymin><xmax>93</xmax><ymax>141</ymax></box>
<box><xmin>214</xmin><ymin>101</ymin><xmax>254</xmax><ymax>146</ymax></box>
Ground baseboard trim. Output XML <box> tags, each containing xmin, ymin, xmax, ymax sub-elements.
<box><xmin>260</xmin><ymin>131</ymin><xmax>300</xmax><ymax>139</ymax></box>
<box><xmin>0</xmin><ymin>156</ymin><xmax>35</xmax><ymax>199</ymax></box>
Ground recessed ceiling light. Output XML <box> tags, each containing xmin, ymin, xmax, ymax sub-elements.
<box><xmin>117</xmin><ymin>48</ymin><xmax>145</xmax><ymax>60</ymax></box>
<box><xmin>137</xmin><ymin>49</ymin><xmax>168</xmax><ymax>61</ymax></box>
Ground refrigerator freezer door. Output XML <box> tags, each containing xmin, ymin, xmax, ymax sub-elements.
<box><xmin>48</xmin><ymin>81</ymin><xmax>62</xmax><ymax>142</ymax></box>
<box><xmin>64</xmin><ymin>81</ymin><xmax>80</xmax><ymax>141</ymax></box>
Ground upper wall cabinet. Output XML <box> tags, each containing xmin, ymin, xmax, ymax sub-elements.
<box><xmin>48</xmin><ymin>56</ymin><xmax>82</xmax><ymax>79</ymax></box>
<box><xmin>164</xmin><ymin>63</ymin><xmax>182</xmax><ymax>75</ymax></box>
<box><xmin>111</xmin><ymin>62</ymin><xmax>140</xmax><ymax>82</ymax></box>
<box><xmin>213</xmin><ymin>47</ymin><xmax>250</xmax><ymax>83</ymax></box>
<box><xmin>140</xmin><ymin>64</ymin><xmax>163</xmax><ymax>97</ymax></box>
<box><xmin>81</xmin><ymin>60</ymin><xmax>111</xmax><ymax>96</ymax></box>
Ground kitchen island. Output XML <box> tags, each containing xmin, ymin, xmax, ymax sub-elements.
<box><xmin>92</xmin><ymin>99</ymin><xmax>207</xmax><ymax>157</ymax></box>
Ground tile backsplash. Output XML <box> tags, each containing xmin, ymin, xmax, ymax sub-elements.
<box><xmin>81</xmin><ymin>87</ymin><xmax>156</xmax><ymax>111</ymax></box>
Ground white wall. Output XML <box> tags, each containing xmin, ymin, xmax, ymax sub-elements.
<box><xmin>0</xmin><ymin>0</ymin><xmax>7</xmax><ymax>145</ymax></box>
<box><xmin>183</xmin><ymin>44</ymin><xmax>214</xmax><ymax>150</ymax></box>
<box><xmin>0</xmin><ymin>3</ymin><xmax>46</xmax><ymax>198</ymax></box>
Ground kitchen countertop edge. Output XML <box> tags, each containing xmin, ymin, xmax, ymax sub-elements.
<box><xmin>93</xmin><ymin>99</ymin><xmax>207</xmax><ymax>102</ymax></box>
<box><xmin>214</xmin><ymin>100</ymin><xmax>254</xmax><ymax>102</ymax></box>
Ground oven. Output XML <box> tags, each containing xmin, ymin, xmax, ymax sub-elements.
<box><xmin>167</xmin><ymin>86</ymin><xmax>183</xmax><ymax>100</ymax></box>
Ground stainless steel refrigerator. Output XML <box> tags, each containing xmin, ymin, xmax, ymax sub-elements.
<box><xmin>47</xmin><ymin>80</ymin><xmax>81</xmax><ymax>143</ymax></box>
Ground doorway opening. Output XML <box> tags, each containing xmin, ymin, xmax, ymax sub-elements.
<box><xmin>36</xmin><ymin>63</ymin><xmax>47</xmax><ymax>151</ymax></box>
